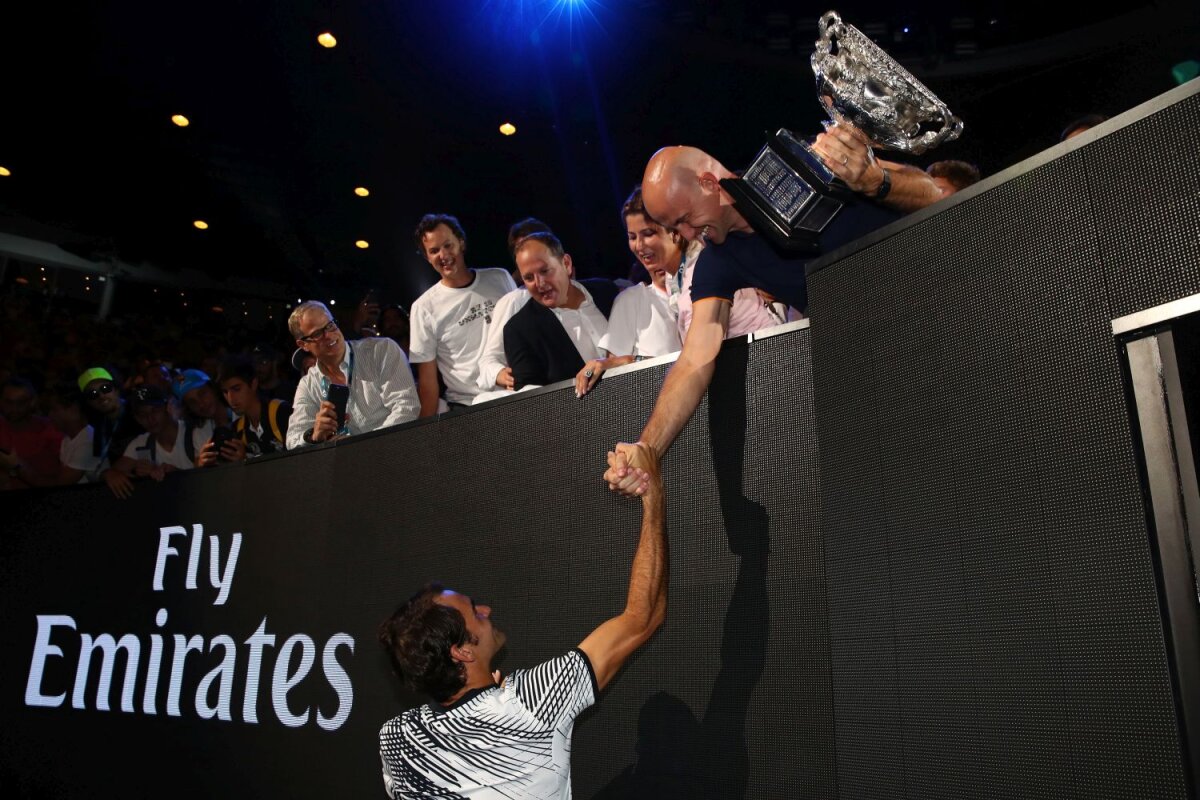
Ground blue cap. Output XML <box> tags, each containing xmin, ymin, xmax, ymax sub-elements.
<box><xmin>172</xmin><ymin>368</ymin><xmax>211</xmax><ymax>400</ymax></box>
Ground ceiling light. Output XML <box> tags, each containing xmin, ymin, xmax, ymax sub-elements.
<box><xmin>193</xmin><ymin>220</ymin><xmax>209</xmax><ymax>230</ymax></box>
<box><xmin>317</xmin><ymin>32</ymin><xmax>337</xmax><ymax>48</ymax></box>
<box><xmin>171</xmin><ymin>114</ymin><xmax>190</xmax><ymax>128</ymax></box>
<box><xmin>355</xmin><ymin>240</ymin><xmax>369</xmax><ymax>249</ymax></box>
<box><xmin>0</xmin><ymin>166</ymin><xmax>10</xmax><ymax>177</ymax></box>
<box><xmin>499</xmin><ymin>122</ymin><xmax>517</xmax><ymax>136</ymax></box>
<box><xmin>354</xmin><ymin>186</ymin><xmax>370</xmax><ymax>197</ymax></box>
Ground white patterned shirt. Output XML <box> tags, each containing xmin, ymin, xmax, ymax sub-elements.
<box><xmin>380</xmin><ymin>649</ymin><xmax>597</xmax><ymax>799</ymax></box>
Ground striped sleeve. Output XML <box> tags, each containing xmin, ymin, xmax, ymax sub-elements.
<box><xmin>511</xmin><ymin>649</ymin><xmax>597</xmax><ymax>727</ymax></box>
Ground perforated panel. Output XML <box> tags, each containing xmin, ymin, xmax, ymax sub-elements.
<box><xmin>809</xmin><ymin>92</ymin><xmax>1194</xmax><ymax>799</ymax></box>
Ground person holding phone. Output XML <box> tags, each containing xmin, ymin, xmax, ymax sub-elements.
<box><xmin>285</xmin><ymin>300</ymin><xmax>419</xmax><ymax>448</ymax></box>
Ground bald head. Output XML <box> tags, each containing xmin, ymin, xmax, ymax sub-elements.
<box><xmin>641</xmin><ymin>146</ymin><xmax>744</xmax><ymax>244</ymax></box>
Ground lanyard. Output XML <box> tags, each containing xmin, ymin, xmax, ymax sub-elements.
<box><xmin>319</xmin><ymin>342</ymin><xmax>355</xmax><ymax>435</ymax></box>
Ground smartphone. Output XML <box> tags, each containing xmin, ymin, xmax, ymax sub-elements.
<box><xmin>327</xmin><ymin>383</ymin><xmax>351</xmax><ymax>430</ymax></box>
<box><xmin>209</xmin><ymin>426</ymin><xmax>237</xmax><ymax>464</ymax></box>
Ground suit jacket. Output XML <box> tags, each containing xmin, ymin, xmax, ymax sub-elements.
<box><xmin>504</xmin><ymin>300</ymin><xmax>587</xmax><ymax>390</ymax></box>
<box><xmin>503</xmin><ymin>279</ymin><xmax>619</xmax><ymax>390</ymax></box>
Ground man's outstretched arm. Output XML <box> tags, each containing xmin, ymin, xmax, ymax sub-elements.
<box><xmin>580</xmin><ymin>443</ymin><xmax>667</xmax><ymax>691</ymax></box>
<box><xmin>607</xmin><ymin>297</ymin><xmax>730</xmax><ymax>499</ymax></box>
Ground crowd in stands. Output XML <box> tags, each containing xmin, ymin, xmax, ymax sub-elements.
<box><xmin>8</xmin><ymin>114</ymin><xmax>1121</xmax><ymax>499</ymax></box>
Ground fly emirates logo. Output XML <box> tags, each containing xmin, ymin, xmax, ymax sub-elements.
<box><xmin>24</xmin><ymin>524</ymin><xmax>355</xmax><ymax>731</ymax></box>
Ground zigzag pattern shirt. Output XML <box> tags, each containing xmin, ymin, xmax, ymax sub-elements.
<box><xmin>380</xmin><ymin>649</ymin><xmax>598</xmax><ymax>799</ymax></box>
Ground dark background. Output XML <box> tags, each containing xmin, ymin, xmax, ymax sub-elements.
<box><xmin>0</xmin><ymin>0</ymin><xmax>1197</xmax><ymax>314</ymax></box>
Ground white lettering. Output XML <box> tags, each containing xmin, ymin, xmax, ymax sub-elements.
<box><xmin>73</xmin><ymin>633</ymin><xmax>140</xmax><ymax>712</ymax></box>
<box><xmin>209</xmin><ymin>532</ymin><xmax>242</xmax><ymax>606</ymax></box>
<box><xmin>24</xmin><ymin>614</ymin><xmax>75</xmax><ymax>708</ymax></box>
<box><xmin>167</xmin><ymin>634</ymin><xmax>204</xmax><ymax>717</ymax></box>
<box><xmin>317</xmin><ymin>634</ymin><xmax>355</xmax><ymax>731</ymax></box>
<box><xmin>242</xmin><ymin>617</ymin><xmax>276</xmax><ymax>724</ymax></box>
<box><xmin>195</xmin><ymin>635</ymin><xmax>237</xmax><ymax>721</ymax></box>
<box><xmin>185</xmin><ymin>523</ymin><xmax>204</xmax><ymax>589</ymax></box>
<box><xmin>152</xmin><ymin>527</ymin><xmax>188</xmax><ymax>591</ymax></box>
<box><xmin>272</xmin><ymin>634</ymin><xmax>315</xmax><ymax>728</ymax></box>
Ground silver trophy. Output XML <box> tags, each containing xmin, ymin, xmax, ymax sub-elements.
<box><xmin>722</xmin><ymin>10</ymin><xmax>963</xmax><ymax>252</ymax></box>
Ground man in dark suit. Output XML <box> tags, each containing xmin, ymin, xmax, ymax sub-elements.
<box><xmin>504</xmin><ymin>232</ymin><xmax>619</xmax><ymax>390</ymax></box>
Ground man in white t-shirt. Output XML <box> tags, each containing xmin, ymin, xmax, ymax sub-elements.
<box><xmin>110</xmin><ymin>386</ymin><xmax>208</xmax><ymax>489</ymax></box>
<box><xmin>378</xmin><ymin>443</ymin><xmax>666</xmax><ymax>799</ymax></box>
<box><xmin>409</xmin><ymin>214</ymin><xmax>516</xmax><ymax>415</ymax></box>
<box><xmin>44</xmin><ymin>385</ymin><xmax>106</xmax><ymax>483</ymax></box>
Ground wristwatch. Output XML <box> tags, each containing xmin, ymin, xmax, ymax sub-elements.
<box><xmin>873</xmin><ymin>167</ymin><xmax>892</xmax><ymax>200</ymax></box>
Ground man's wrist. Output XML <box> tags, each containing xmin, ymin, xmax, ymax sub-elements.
<box><xmin>303</xmin><ymin>428</ymin><xmax>318</xmax><ymax>444</ymax></box>
<box><xmin>870</xmin><ymin>166</ymin><xmax>892</xmax><ymax>200</ymax></box>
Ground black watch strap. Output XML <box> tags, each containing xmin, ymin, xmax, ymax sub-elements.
<box><xmin>303</xmin><ymin>428</ymin><xmax>317</xmax><ymax>444</ymax></box>
<box><xmin>872</xmin><ymin>167</ymin><xmax>892</xmax><ymax>200</ymax></box>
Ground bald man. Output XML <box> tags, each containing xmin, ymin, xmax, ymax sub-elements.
<box><xmin>606</xmin><ymin>128</ymin><xmax>943</xmax><ymax>493</ymax></box>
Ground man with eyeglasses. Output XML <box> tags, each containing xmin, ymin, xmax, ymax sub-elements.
<box><xmin>286</xmin><ymin>301</ymin><xmax>419</xmax><ymax>448</ymax></box>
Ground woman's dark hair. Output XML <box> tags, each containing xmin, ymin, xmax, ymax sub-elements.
<box><xmin>378</xmin><ymin>583</ymin><xmax>475</xmax><ymax>702</ymax></box>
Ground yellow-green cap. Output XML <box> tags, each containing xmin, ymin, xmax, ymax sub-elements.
<box><xmin>77</xmin><ymin>367</ymin><xmax>114</xmax><ymax>391</ymax></box>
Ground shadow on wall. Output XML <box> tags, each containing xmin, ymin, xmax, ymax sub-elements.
<box><xmin>594</xmin><ymin>347</ymin><xmax>770</xmax><ymax>799</ymax></box>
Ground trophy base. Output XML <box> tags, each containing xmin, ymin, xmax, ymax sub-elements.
<box><xmin>722</xmin><ymin>128</ymin><xmax>849</xmax><ymax>254</ymax></box>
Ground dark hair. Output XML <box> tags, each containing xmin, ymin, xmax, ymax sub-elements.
<box><xmin>380</xmin><ymin>303</ymin><xmax>409</xmax><ymax>321</ymax></box>
<box><xmin>925</xmin><ymin>160</ymin><xmax>982</xmax><ymax>192</ymax></box>
<box><xmin>512</xmin><ymin>231</ymin><xmax>565</xmax><ymax>262</ymax></box>
<box><xmin>414</xmin><ymin>214</ymin><xmax>467</xmax><ymax>256</ymax></box>
<box><xmin>620</xmin><ymin>185</ymin><xmax>650</xmax><ymax>225</ymax></box>
<box><xmin>506</xmin><ymin>217</ymin><xmax>553</xmax><ymax>260</ymax></box>
<box><xmin>1060</xmin><ymin>113</ymin><xmax>1108</xmax><ymax>142</ymax></box>
<box><xmin>217</xmin><ymin>354</ymin><xmax>257</xmax><ymax>387</ymax></box>
<box><xmin>378</xmin><ymin>583</ymin><xmax>474</xmax><ymax>702</ymax></box>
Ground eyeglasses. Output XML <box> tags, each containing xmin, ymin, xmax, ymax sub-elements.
<box><xmin>84</xmin><ymin>382</ymin><xmax>116</xmax><ymax>400</ymax></box>
<box><xmin>298</xmin><ymin>320</ymin><xmax>338</xmax><ymax>344</ymax></box>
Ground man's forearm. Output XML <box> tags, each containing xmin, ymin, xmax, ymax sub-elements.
<box><xmin>638</xmin><ymin>354</ymin><xmax>717</xmax><ymax>457</ymax></box>
<box><xmin>624</xmin><ymin>486</ymin><xmax>668</xmax><ymax>629</ymax></box>
<box><xmin>415</xmin><ymin>362</ymin><xmax>440</xmax><ymax>417</ymax></box>
<box><xmin>872</xmin><ymin>159</ymin><xmax>943</xmax><ymax>213</ymax></box>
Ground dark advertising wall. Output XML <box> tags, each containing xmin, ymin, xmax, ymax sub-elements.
<box><xmin>807</xmin><ymin>82</ymin><xmax>1199</xmax><ymax>798</ymax></box>
<box><xmin>1</xmin><ymin>326</ymin><xmax>835</xmax><ymax>799</ymax></box>
<box><xmin>4</xmin><ymin>83</ymin><xmax>1197</xmax><ymax>800</ymax></box>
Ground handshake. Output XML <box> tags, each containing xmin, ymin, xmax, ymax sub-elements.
<box><xmin>603</xmin><ymin>441</ymin><xmax>662</xmax><ymax>499</ymax></box>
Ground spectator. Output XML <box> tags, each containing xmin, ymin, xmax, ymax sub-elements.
<box><xmin>108</xmin><ymin>385</ymin><xmax>203</xmax><ymax>498</ymax></box>
<box><xmin>476</xmin><ymin>218</ymin><xmax>553</xmax><ymax>394</ymax></box>
<box><xmin>607</xmin><ymin>138</ymin><xmax>930</xmax><ymax>495</ymax></box>
<box><xmin>504</xmin><ymin>232</ymin><xmax>616</xmax><ymax>390</ymax></box>
<box><xmin>285</xmin><ymin>301</ymin><xmax>419</xmax><ymax>448</ymax></box>
<box><xmin>926</xmin><ymin>160</ymin><xmax>982</xmax><ymax>196</ymax></box>
<box><xmin>379</xmin><ymin>305</ymin><xmax>411</xmax><ymax>354</ymax></box>
<box><xmin>0</xmin><ymin>377</ymin><xmax>65</xmax><ymax>489</ymax></box>
<box><xmin>409</xmin><ymin>214</ymin><xmax>516</xmax><ymax>415</ymax></box>
<box><xmin>42</xmin><ymin>384</ymin><xmax>106</xmax><ymax>484</ymax></box>
<box><xmin>252</xmin><ymin>343</ymin><xmax>297</xmax><ymax>402</ymax></box>
<box><xmin>578</xmin><ymin>187</ymin><xmax>685</xmax><ymax>396</ymax></box>
<box><xmin>173</xmin><ymin>368</ymin><xmax>232</xmax><ymax>434</ymax></box>
<box><xmin>78</xmin><ymin>367</ymin><xmax>142</xmax><ymax>489</ymax></box>
<box><xmin>1061</xmin><ymin>113</ymin><xmax>1108</xmax><ymax>141</ymax></box>
<box><xmin>196</xmin><ymin>355</ymin><xmax>292</xmax><ymax>465</ymax></box>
